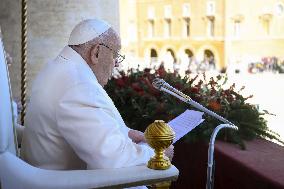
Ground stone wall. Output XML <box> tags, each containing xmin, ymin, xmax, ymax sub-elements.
<box><xmin>0</xmin><ymin>0</ymin><xmax>119</xmax><ymax>99</ymax></box>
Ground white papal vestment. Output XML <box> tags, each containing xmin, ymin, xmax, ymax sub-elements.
<box><xmin>21</xmin><ymin>46</ymin><xmax>154</xmax><ymax>180</ymax></box>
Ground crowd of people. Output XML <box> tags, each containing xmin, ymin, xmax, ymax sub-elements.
<box><xmin>248</xmin><ymin>57</ymin><xmax>284</xmax><ymax>73</ymax></box>
<box><xmin>149</xmin><ymin>55</ymin><xmax>216</xmax><ymax>75</ymax></box>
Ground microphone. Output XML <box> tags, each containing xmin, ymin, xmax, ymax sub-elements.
<box><xmin>152</xmin><ymin>78</ymin><xmax>236</xmax><ymax>126</ymax></box>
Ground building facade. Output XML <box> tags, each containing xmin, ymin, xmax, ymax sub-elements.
<box><xmin>120</xmin><ymin>0</ymin><xmax>284</xmax><ymax>72</ymax></box>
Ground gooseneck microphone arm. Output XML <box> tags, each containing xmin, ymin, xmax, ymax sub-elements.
<box><xmin>152</xmin><ymin>78</ymin><xmax>235</xmax><ymax>125</ymax></box>
<box><xmin>152</xmin><ymin>78</ymin><xmax>238</xmax><ymax>189</ymax></box>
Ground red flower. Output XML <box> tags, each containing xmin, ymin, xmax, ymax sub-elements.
<box><xmin>208</xmin><ymin>101</ymin><xmax>221</xmax><ymax>111</ymax></box>
<box><xmin>144</xmin><ymin>68</ymin><xmax>151</xmax><ymax>73</ymax></box>
<box><xmin>157</xmin><ymin>66</ymin><xmax>166</xmax><ymax>77</ymax></box>
<box><xmin>122</xmin><ymin>75</ymin><xmax>129</xmax><ymax>82</ymax></box>
<box><xmin>210</xmin><ymin>89</ymin><xmax>216</xmax><ymax>95</ymax></box>
<box><xmin>116</xmin><ymin>78</ymin><xmax>125</xmax><ymax>87</ymax></box>
<box><xmin>156</xmin><ymin>103</ymin><xmax>165</xmax><ymax>114</ymax></box>
<box><xmin>193</xmin><ymin>95</ymin><xmax>202</xmax><ymax>102</ymax></box>
<box><xmin>131</xmin><ymin>82</ymin><xmax>143</xmax><ymax>92</ymax></box>
<box><xmin>141</xmin><ymin>77</ymin><xmax>152</xmax><ymax>88</ymax></box>
<box><xmin>224</xmin><ymin>89</ymin><xmax>231</xmax><ymax>96</ymax></box>
<box><xmin>227</xmin><ymin>96</ymin><xmax>234</xmax><ymax>102</ymax></box>
<box><xmin>174</xmin><ymin>83</ymin><xmax>182</xmax><ymax>90</ymax></box>
<box><xmin>190</xmin><ymin>87</ymin><xmax>200</xmax><ymax>94</ymax></box>
<box><xmin>137</xmin><ymin>91</ymin><xmax>144</xmax><ymax>96</ymax></box>
<box><xmin>140</xmin><ymin>77</ymin><xmax>161</xmax><ymax>96</ymax></box>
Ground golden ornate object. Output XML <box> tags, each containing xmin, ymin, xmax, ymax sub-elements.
<box><xmin>21</xmin><ymin>0</ymin><xmax>28</xmax><ymax>125</ymax></box>
<box><xmin>152</xmin><ymin>181</ymin><xmax>171</xmax><ymax>189</ymax></box>
<box><xmin>144</xmin><ymin>120</ymin><xmax>175</xmax><ymax>170</ymax></box>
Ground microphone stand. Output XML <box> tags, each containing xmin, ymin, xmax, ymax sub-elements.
<box><xmin>206</xmin><ymin>124</ymin><xmax>238</xmax><ymax>189</ymax></box>
<box><xmin>152</xmin><ymin>78</ymin><xmax>238</xmax><ymax>189</ymax></box>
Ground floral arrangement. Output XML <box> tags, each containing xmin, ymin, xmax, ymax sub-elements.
<box><xmin>105</xmin><ymin>67</ymin><xmax>283</xmax><ymax>149</ymax></box>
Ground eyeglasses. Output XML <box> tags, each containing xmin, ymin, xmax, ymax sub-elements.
<box><xmin>99</xmin><ymin>43</ymin><xmax>125</xmax><ymax>64</ymax></box>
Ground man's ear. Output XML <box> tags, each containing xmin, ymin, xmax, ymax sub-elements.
<box><xmin>90</xmin><ymin>44</ymin><xmax>100</xmax><ymax>65</ymax></box>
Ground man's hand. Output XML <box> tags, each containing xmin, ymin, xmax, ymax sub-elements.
<box><xmin>128</xmin><ymin>130</ymin><xmax>174</xmax><ymax>161</ymax></box>
<box><xmin>165</xmin><ymin>145</ymin><xmax>174</xmax><ymax>161</ymax></box>
<box><xmin>128</xmin><ymin>129</ymin><xmax>146</xmax><ymax>144</ymax></box>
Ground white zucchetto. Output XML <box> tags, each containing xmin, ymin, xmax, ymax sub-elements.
<box><xmin>68</xmin><ymin>19</ymin><xmax>111</xmax><ymax>45</ymax></box>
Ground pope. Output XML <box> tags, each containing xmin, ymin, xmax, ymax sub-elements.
<box><xmin>21</xmin><ymin>19</ymin><xmax>173</xmax><ymax>174</ymax></box>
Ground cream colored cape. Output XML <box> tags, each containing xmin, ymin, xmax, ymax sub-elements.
<box><xmin>21</xmin><ymin>46</ymin><xmax>154</xmax><ymax>171</ymax></box>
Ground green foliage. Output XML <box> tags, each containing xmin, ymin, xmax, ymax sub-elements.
<box><xmin>105</xmin><ymin>67</ymin><xmax>283</xmax><ymax>149</ymax></box>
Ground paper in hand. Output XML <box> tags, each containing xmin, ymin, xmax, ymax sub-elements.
<box><xmin>167</xmin><ymin>110</ymin><xmax>204</xmax><ymax>143</ymax></box>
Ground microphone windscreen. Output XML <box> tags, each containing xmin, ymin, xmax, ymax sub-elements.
<box><xmin>152</xmin><ymin>78</ymin><xmax>165</xmax><ymax>90</ymax></box>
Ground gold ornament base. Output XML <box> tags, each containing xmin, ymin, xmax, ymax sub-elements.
<box><xmin>152</xmin><ymin>181</ymin><xmax>171</xmax><ymax>189</ymax></box>
<box><xmin>147</xmin><ymin>156</ymin><xmax>171</xmax><ymax>170</ymax></box>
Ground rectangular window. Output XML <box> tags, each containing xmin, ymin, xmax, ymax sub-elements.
<box><xmin>207</xmin><ymin>19</ymin><xmax>214</xmax><ymax>37</ymax></box>
<box><xmin>233</xmin><ymin>21</ymin><xmax>240</xmax><ymax>37</ymax></box>
<box><xmin>164</xmin><ymin>5</ymin><xmax>172</xmax><ymax>19</ymax></box>
<box><xmin>128</xmin><ymin>22</ymin><xmax>137</xmax><ymax>42</ymax></box>
<box><xmin>263</xmin><ymin>20</ymin><xmax>270</xmax><ymax>35</ymax></box>
<box><xmin>165</xmin><ymin>19</ymin><xmax>172</xmax><ymax>38</ymax></box>
<box><xmin>182</xmin><ymin>3</ymin><xmax>190</xmax><ymax>17</ymax></box>
<box><xmin>148</xmin><ymin>20</ymin><xmax>155</xmax><ymax>38</ymax></box>
<box><xmin>183</xmin><ymin>18</ymin><xmax>190</xmax><ymax>37</ymax></box>
<box><xmin>207</xmin><ymin>1</ymin><xmax>215</xmax><ymax>15</ymax></box>
<box><xmin>148</xmin><ymin>6</ymin><xmax>155</xmax><ymax>20</ymax></box>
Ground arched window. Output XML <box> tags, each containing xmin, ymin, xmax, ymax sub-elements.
<box><xmin>204</xmin><ymin>49</ymin><xmax>215</xmax><ymax>68</ymax></box>
<box><xmin>150</xmin><ymin>48</ymin><xmax>158</xmax><ymax>65</ymax></box>
<box><xmin>167</xmin><ymin>49</ymin><xmax>175</xmax><ymax>58</ymax></box>
<box><xmin>185</xmin><ymin>49</ymin><xmax>193</xmax><ymax>58</ymax></box>
<box><xmin>150</xmin><ymin>49</ymin><xmax>158</xmax><ymax>57</ymax></box>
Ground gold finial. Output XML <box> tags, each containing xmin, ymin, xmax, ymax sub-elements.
<box><xmin>144</xmin><ymin>120</ymin><xmax>175</xmax><ymax>170</ymax></box>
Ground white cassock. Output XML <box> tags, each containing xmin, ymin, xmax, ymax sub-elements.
<box><xmin>21</xmin><ymin>46</ymin><xmax>154</xmax><ymax>182</ymax></box>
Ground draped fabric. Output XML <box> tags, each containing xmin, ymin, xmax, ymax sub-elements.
<box><xmin>0</xmin><ymin>34</ymin><xmax>17</xmax><ymax>155</ymax></box>
<box><xmin>172</xmin><ymin>139</ymin><xmax>284</xmax><ymax>189</ymax></box>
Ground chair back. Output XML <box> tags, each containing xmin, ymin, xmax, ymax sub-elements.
<box><xmin>0</xmin><ymin>32</ymin><xmax>17</xmax><ymax>155</ymax></box>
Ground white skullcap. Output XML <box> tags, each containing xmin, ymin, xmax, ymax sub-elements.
<box><xmin>68</xmin><ymin>19</ymin><xmax>111</xmax><ymax>45</ymax></box>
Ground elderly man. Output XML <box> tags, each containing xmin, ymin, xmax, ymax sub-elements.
<box><xmin>21</xmin><ymin>19</ymin><xmax>173</xmax><ymax>173</ymax></box>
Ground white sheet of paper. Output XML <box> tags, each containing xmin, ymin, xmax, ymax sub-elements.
<box><xmin>167</xmin><ymin>110</ymin><xmax>204</xmax><ymax>143</ymax></box>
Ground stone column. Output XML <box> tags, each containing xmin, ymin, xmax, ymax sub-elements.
<box><xmin>0</xmin><ymin>0</ymin><xmax>21</xmax><ymax>99</ymax></box>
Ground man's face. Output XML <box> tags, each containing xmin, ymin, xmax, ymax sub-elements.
<box><xmin>92</xmin><ymin>31</ymin><xmax>121</xmax><ymax>87</ymax></box>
